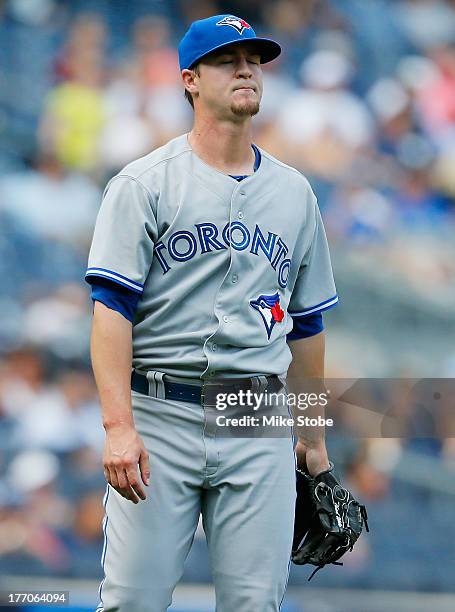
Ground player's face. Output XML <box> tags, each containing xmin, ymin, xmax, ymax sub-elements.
<box><xmin>196</xmin><ymin>44</ymin><xmax>263</xmax><ymax>119</ymax></box>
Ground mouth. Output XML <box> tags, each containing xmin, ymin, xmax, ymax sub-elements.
<box><xmin>233</xmin><ymin>86</ymin><xmax>256</xmax><ymax>93</ymax></box>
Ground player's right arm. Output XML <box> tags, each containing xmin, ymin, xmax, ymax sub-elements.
<box><xmin>91</xmin><ymin>296</ymin><xmax>150</xmax><ymax>504</ymax></box>
<box><xmin>86</xmin><ymin>174</ymin><xmax>157</xmax><ymax>503</ymax></box>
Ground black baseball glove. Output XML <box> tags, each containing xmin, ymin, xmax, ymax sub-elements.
<box><xmin>292</xmin><ymin>462</ymin><xmax>369</xmax><ymax>581</ymax></box>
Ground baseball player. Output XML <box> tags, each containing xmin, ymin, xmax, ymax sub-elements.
<box><xmin>86</xmin><ymin>14</ymin><xmax>338</xmax><ymax>612</ymax></box>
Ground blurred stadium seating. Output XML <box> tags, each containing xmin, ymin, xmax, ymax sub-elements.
<box><xmin>1</xmin><ymin>0</ymin><xmax>455</xmax><ymax>609</ymax></box>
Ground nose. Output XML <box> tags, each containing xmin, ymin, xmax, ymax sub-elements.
<box><xmin>235</xmin><ymin>55</ymin><xmax>253</xmax><ymax>78</ymax></box>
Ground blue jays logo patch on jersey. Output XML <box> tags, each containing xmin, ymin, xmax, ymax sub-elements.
<box><xmin>250</xmin><ymin>292</ymin><xmax>285</xmax><ymax>340</ymax></box>
<box><xmin>216</xmin><ymin>16</ymin><xmax>251</xmax><ymax>35</ymax></box>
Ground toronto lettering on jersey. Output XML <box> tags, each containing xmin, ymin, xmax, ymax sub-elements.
<box><xmin>153</xmin><ymin>222</ymin><xmax>292</xmax><ymax>288</ymax></box>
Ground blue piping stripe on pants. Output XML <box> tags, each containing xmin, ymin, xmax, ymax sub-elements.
<box><xmin>96</xmin><ymin>485</ymin><xmax>110</xmax><ymax>612</ymax></box>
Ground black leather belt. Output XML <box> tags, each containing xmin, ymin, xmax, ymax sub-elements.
<box><xmin>131</xmin><ymin>370</ymin><xmax>283</xmax><ymax>406</ymax></box>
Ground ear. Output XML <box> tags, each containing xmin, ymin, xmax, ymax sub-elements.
<box><xmin>181</xmin><ymin>68</ymin><xmax>199</xmax><ymax>96</ymax></box>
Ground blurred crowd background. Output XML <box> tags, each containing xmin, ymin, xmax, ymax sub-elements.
<box><xmin>1</xmin><ymin>0</ymin><xmax>455</xmax><ymax>601</ymax></box>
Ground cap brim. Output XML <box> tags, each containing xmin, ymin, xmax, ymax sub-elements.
<box><xmin>189</xmin><ymin>37</ymin><xmax>281</xmax><ymax>68</ymax></box>
<box><xmin>254</xmin><ymin>38</ymin><xmax>282</xmax><ymax>64</ymax></box>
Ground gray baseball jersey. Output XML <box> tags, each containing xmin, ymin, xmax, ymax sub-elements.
<box><xmin>86</xmin><ymin>133</ymin><xmax>337</xmax><ymax>379</ymax></box>
<box><xmin>89</xmin><ymin>133</ymin><xmax>338</xmax><ymax>612</ymax></box>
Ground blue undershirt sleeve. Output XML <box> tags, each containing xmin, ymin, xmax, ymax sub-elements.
<box><xmin>287</xmin><ymin>312</ymin><xmax>324</xmax><ymax>341</ymax></box>
<box><xmin>91</xmin><ymin>278</ymin><xmax>140</xmax><ymax>323</ymax></box>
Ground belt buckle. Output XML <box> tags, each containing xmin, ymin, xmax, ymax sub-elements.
<box><xmin>200</xmin><ymin>382</ymin><xmax>206</xmax><ymax>406</ymax></box>
<box><xmin>201</xmin><ymin>380</ymin><xmax>219</xmax><ymax>407</ymax></box>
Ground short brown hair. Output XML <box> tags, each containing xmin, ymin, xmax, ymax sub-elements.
<box><xmin>184</xmin><ymin>64</ymin><xmax>200</xmax><ymax>109</ymax></box>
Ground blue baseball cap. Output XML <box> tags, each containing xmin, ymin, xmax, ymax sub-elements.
<box><xmin>178</xmin><ymin>14</ymin><xmax>281</xmax><ymax>71</ymax></box>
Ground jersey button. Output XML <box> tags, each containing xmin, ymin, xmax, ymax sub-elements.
<box><xmin>223</xmin><ymin>315</ymin><xmax>229</xmax><ymax>323</ymax></box>
<box><xmin>238</xmin><ymin>211</ymin><xmax>244</xmax><ymax>219</ymax></box>
<box><xmin>212</xmin><ymin>343</ymin><xmax>218</xmax><ymax>351</ymax></box>
<box><xmin>232</xmin><ymin>274</ymin><xmax>238</xmax><ymax>283</ymax></box>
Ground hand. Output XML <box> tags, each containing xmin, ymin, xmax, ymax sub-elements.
<box><xmin>295</xmin><ymin>440</ymin><xmax>330</xmax><ymax>477</ymax></box>
<box><xmin>103</xmin><ymin>423</ymin><xmax>150</xmax><ymax>504</ymax></box>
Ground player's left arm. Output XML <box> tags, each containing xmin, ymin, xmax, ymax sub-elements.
<box><xmin>287</xmin><ymin>332</ymin><xmax>330</xmax><ymax>477</ymax></box>
<box><xmin>286</xmin><ymin>185</ymin><xmax>337</xmax><ymax>477</ymax></box>
<box><xmin>289</xmin><ymin>337</ymin><xmax>370</xmax><ymax>575</ymax></box>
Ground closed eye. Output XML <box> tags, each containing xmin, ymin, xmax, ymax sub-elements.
<box><xmin>217</xmin><ymin>56</ymin><xmax>260</xmax><ymax>65</ymax></box>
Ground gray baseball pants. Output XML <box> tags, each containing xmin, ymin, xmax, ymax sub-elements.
<box><xmin>96</xmin><ymin>374</ymin><xmax>296</xmax><ymax>612</ymax></box>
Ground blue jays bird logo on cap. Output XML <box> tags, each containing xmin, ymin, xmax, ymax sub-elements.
<box><xmin>250</xmin><ymin>292</ymin><xmax>285</xmax><ymax>340</ymax></box>
<box><xmin>216</xmin><ymin>16</ymin><xmax>251</xmax><ymax>35</ymax></box>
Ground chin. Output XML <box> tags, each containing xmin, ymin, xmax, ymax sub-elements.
<box><xmin>231</xmin><ymin>100</ymin><xmax>260</xmax><ymax>117</ymax></box>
